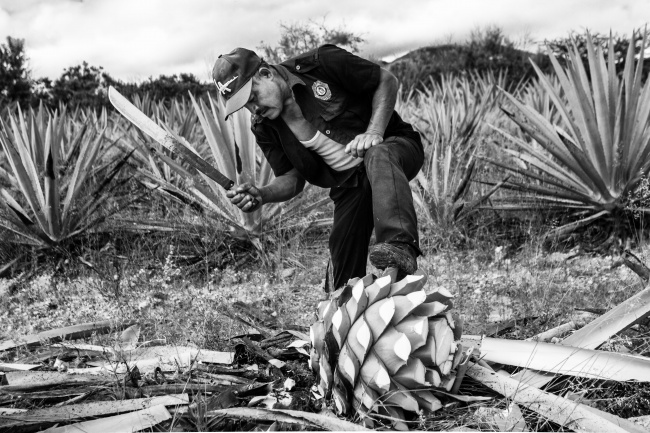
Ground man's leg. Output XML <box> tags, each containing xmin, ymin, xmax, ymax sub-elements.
<box><xmin>364</xmin><ymin>136</ymin><xmax>424</xmax><ymax>264</ymax></box>
<box><xmin>329</xmin><ymin>173</ymin><xmax>375</xmax><ymax>289</ymax></box>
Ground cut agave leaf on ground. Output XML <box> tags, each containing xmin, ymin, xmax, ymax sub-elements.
<box><xmin>52</xmin><ymin>342</ymin><xmax>115</xmax><ymax>354</ymax></box>
<box><xmin>275</xmin><ymin>408</ymin><xmax>372</xmax><ymax>431</ymax></box>
<box><xmin>579</xmin><ymin>405</ymin><xmax>650</xmax><ymax>433</ymax></box>
<box><xmin>0</xmin><ymin>363</ymin><xmax>40</xmax><ymax>372</ymax></box>
<box><xmin>560</xmin><ymin>284</ymin><xmax>650</xmax><ymax>350</ymax></box>
<box><xmin>206</xmin><ymin>407</ymin><xmax>371</xmax><ymax>431</ymax></box>
<box><xmin>94</xmin><ymin>345</ymin><xmax>233</xmax><ymax>374</ymax></box>
<box><xmin>0</xmin><ymin>320</ymin><xmax>138</xmax><ymax>352</ymax></box>
<box><xmin>433</xmin><ymin>390</ymin><xmax>494</xmax><ymax>402</ymax></box>
<box><xmin>480</xmin><ymin>337</ymin><xmax>650</xmax><ymax>382</ymax></box>
<box><xmin>526</xmin><ymin>321</ymin><xmax>577</xmax><ymax>342</ymax></box>
<box><xmin>41</xmin><ymin>404</ymin><xmax>171</xmax><ymax>433</ymax></box>
<box><xmin>512</xmin><ymin>283</ymin><xmax>650</xmax><ymax>387</ymax></box>
<box><xmin>0</xmin><ymin>408</ymin><xmax>27</xmax><ymax>415</ymax></box>
<box><xmin>1</xmin><ymin>371</ymin><xmax>116</xmax><ymax>391</ymax></box>
<box><xmin>466</xmin><ymin>363</ymin><xmax>630</xmax><ymax>433</ymax></box>
<box><xmin>0</xmin><ymin>394</ymin><xmax>187</xmax><ymax>430</ymax></box>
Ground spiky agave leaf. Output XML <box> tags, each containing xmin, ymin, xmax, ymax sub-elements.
<box><xmin>491</xmin><ymin>30</ymin><xmax>650</xmax><ymax>240</ymax></box>
<box><xmin>310</xmin><ymin>269</ymin><xmax>464</xmax><ymax>429</ymax></box>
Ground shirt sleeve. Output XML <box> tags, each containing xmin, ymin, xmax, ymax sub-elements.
<box><xmin>316</xmin><ymin>44</ymin><xmax>381</xmax><ymax>95</ymax></box>
<box><xmin>252</xmin><ymin>123</ymin><xmax>294</xmax><ymax>178</ymax></box>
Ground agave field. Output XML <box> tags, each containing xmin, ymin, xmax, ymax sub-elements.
<box><xmin>1</xmin><ymin>33</ymin><xmax>650</xmax><ymax>431</ymax></box>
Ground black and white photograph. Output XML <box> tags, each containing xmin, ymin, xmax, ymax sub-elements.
<box><xmin>1</xmin><ymin>1</ymin><xmax>650</xmax><ymax>431</ymax></box>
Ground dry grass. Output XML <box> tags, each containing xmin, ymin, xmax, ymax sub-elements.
<box><xmin>2</xmin><ymin>223</ymin><xmax>647</xmax><ymax>342</ymax></box>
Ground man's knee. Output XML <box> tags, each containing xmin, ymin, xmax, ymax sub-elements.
<box><xmin>365</xmin><ymin>137</ymin><xmax>423</xmax><ymax>180</ymax></box>
<box><xmin>364</xmin><ymin>143</ymin><xmax>392</xmax><ymax>168</ymax></box>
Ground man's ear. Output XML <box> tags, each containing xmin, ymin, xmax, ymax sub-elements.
<box><xmin>258</xmin><ymin>67</ymin><xmax>273</xmax><ymax>79</ymax></box>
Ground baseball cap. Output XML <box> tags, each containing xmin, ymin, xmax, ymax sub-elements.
<box><xmin>212</xmin><ymin>48</ymin><xmax>262</xmax><ymax>120</ymax></box>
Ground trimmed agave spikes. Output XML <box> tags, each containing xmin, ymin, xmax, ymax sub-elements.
<box><xmin>310</xmin><ymin>268</ymin><xmax>463</xmax><ymax>429</ymax></box>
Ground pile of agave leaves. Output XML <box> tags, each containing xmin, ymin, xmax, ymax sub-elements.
<box><xmin>1</xmin><ymin>265</ymin><xmax>650</xmax><ymax>432</ymax></box>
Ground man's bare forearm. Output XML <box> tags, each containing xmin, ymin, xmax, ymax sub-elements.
<box><xmin>259</xmin><ymin>168</ymin><xmax>305</xmax><ymax>204</ymax></box>
<box><xmin>366</xmin><ymin>68</ymin><xmax>398</xmax><ymax>137</ymax></box>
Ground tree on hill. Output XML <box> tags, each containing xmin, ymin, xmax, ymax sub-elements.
<box><xmin>257</xmin><ymin>19</ymin><xmax>365</xmax><ymax>63</ymax></box>
<box><xmin>387</xmin><ymin>25</ymin><xmax>551</xmax><ymax>92</ymax></box>
<box><xmin>466</xmin><ymin>25</ymin><xmax>539</xmax><ymax>83</ymax></box>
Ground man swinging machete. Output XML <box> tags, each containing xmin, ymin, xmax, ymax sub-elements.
<box><xmin>213</xmin><ymin>44</ymin><xmax>424</xmax><ymax>289</ymax></box>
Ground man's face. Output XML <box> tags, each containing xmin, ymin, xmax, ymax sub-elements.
<box><xmin>244</xmin><ymin>71</ymin><xmax>283</xmax><ymax>120</ymax></box>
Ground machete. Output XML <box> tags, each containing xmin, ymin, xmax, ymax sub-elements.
<box><xmin>108</xmin><ymin>86</ymin><xmax>258</xmax><ymax>208</ymax></box>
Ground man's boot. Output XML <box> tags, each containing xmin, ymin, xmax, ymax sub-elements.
<box><xmin>369</xmin><ymin>242</ymin><xmax>417</xmax><ymax>277</ymax></box>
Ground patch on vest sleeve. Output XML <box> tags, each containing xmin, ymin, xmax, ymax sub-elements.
<box><xmin>312</xmin><ymin>80</ymin><xmax>332</xmax><ymax>101</ymax></box>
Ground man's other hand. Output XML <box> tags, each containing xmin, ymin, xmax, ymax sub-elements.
<box><xmin>345</xmin><ymin>132</ymin><xmax>383</xmax><ymax>158</ymax></box>
<box><xmin>227</xmin><ymin>183</ymin><xmax>263</xmax><ymax>213</ymax></box>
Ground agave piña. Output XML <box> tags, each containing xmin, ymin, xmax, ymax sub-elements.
<box><xmin>310</xmin><ymin>268</ymin><xmax>464</xmax><ymax>430</ymax></box>
<box><xmin>489</xmin><ymin>30</ymin><xmax>650</xmax><ymax>243</ymax></box>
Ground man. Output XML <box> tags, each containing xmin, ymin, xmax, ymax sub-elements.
<box><xmin>212</xmin><ymin>44</ymin><xmax>423</xmax><ymax>289</ymax></box>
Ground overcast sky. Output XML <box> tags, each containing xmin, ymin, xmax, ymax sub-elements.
<box><xmin>1</xmin><ymin>0</ymin><xmax>648</xmax><ymax>82</ymax></box>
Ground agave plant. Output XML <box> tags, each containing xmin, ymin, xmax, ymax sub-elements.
<box><xmin>310</xmin><ymin>268</ymin><xmax>466</xmax><ymax>430</ymax></box>
<box><xmin>488</xmin><ymin>30</ymin><xmax>650</xmax><ymax>246</ymax></box>
<box><xmin>518</xmin><ymin>74</ymin><xmax>563</xmax><ymax>128</ymax></box>
<box><xmin>0</xmin><ymin>104</ymin><xmax>133</xmax><ymax>268</ymax></box>
<box><xmin>399</xmin><ymin>73</ymin><xmax>504</xmax><ymax>232</ymax></box>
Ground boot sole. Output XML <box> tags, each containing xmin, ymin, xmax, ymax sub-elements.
<box><xmin>369</xmin><ymin>244</ymin><xmax>417</xmax><ymax>274</ymax></box>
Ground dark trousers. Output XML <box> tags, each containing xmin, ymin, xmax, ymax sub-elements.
<box><xmin>329</xmin><ymin>136</ymin><xmax>424</xmax><ymax>289</ymax></box>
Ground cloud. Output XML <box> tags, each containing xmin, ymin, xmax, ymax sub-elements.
<box><xmin>349</xmin><ymin>0</ymin><xmax>650</xmax><ymax>58</ymax></box>
<box><xmin>1</xmin><ymin>0</ymin><xmax>649</xmax><ymax>81</ymax></box>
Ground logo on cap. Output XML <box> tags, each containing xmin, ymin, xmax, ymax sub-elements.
<box><xmin>312</xmin><ymin>81</ymin><xmax>331</xmax><ymax>101</ymax></box>
<box><xmin>217</xmin><ymin>75</ymin><xmax>239</xmax><ymax>95</ymax></box>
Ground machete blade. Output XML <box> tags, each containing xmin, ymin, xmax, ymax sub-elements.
<box><xmin>108</xmin><ymin>86</ymin><xmax>235</xmax><ymax>191</ymax></box>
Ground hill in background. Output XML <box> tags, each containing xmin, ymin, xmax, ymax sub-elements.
<box><xmin>385</xmin><ymin>27</ymin><xmax>650</xmax><ymax>92</ymax></box>
<box><xmin>385</xmin><ymin>39</ymin><xmax>552</xmax><ymax>91</ymax></box>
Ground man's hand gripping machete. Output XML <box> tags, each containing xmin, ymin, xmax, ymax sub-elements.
<box><xmin>108</xmin><ymin>86</ymin><xmax>259</xmax><ymax>209</ymax></box>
